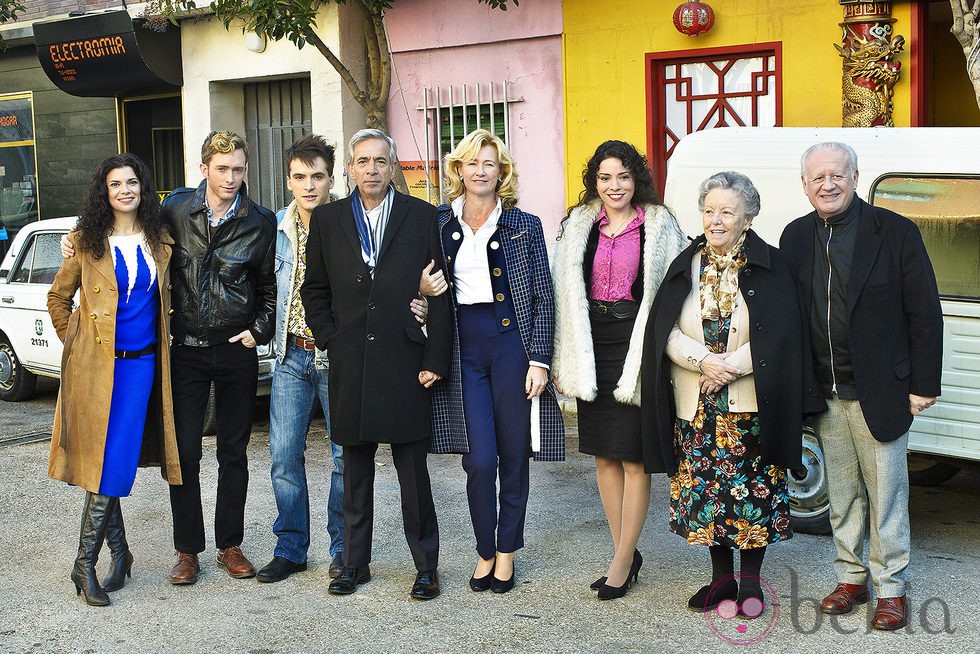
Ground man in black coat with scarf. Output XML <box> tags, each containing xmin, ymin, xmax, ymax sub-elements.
<box><xmin>302</xmin><ymin>129</ymin><xmax>451</xmax><ymax>600</ymax></box>
<box><xmin>779</xmin><ymin>141</ymin><xmax>943</xmax><ymax>631</ymax></box>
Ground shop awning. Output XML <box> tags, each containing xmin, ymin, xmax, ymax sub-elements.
<box><xmin>33</xmin><ymin>10</ymin><xmax>181</xmax><ymax>97</ymax></box>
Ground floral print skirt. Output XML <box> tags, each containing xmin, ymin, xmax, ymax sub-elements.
<box><xmin>669</xmin><ymin>397</ymin><xmax>793</xmax><ymax>549</ymax></box>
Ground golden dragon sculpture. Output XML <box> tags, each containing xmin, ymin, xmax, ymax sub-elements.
<box><xmin>835</xmin><ymin>33</ymin><xmax>905</xmax><ymax>127</ymax></box>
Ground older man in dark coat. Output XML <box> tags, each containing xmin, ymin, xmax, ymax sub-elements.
<box><xmin>779</xmin><ymin>141</ymin><xmax>943</xmax><ymax>631</ymax></box>
<box><xmin>302</xmin><ymin>129</ymin><xmax>451</xmax><ymax>600</ymax></box>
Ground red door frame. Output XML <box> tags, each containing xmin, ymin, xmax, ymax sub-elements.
<box><xmin>645</xmin><ymin>42</ymin><xmax>783</xmax><ymax>196</ymax></box>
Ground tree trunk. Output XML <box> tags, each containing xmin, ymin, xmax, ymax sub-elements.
<box><xmin>951</xmin><ymin>0</ymin><xmax>980</xmax><ymax>110</ymax></box>
<box><xmin>362</xmin><ymin>102</ymin><xmax>409</xmax><ymax>193</ymax></box>
<box><xmin>305</xmin><ymin>3</ymin><xmax>409</xmax><ymax>193</ymax></box>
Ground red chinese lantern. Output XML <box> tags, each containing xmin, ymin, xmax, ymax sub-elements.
<box><xmin>673</xmin><ymin>1</ymin><xmax>715</xmax><ymax>37</ymax></box>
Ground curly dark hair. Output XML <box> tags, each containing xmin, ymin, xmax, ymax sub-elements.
<box><xmin>75</xmin><ymin>154</ymin><xmax>168</xmax><ymax>260</ymax></box>
<box><xmin>559</xmin><ymin>140</ymin><xmax>661</xmax><ymax>238</ymax></box>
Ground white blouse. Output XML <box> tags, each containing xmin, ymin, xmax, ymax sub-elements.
<box><xmin>450</xmin><ymin>195</ymin><xmax>502</xmax><ymax>305</ymax></box>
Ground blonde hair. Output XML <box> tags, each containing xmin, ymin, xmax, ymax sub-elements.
<box><xmin>201</xmin><ymin>130</ymin><xmax>249</xmax><ymax>165</ymax></box>
<box><xmin>443</xmin><ymin>129</ymin><xmax>519</xmax><ymax>209</ymax></box>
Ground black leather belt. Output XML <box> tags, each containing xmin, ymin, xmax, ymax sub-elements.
<box><xmin>290</xmin><ymin>334</ymin><xmax>317</xmax><ymax>351</ymax></box>
<box><xmin>588</xmin><ymin>299</ymin><xmax>639</xmax><ymax>320</ymax></box>
<box><xmin>115</xmin><ymin>344</ymin><xmax>155</xmax><ymax>359</ymax></box>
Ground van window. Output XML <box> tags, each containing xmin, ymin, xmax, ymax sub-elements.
<box><xmin>870</xmin><ymin>175</ymin><xmax>980</xmax><ymax>300</ymax></box>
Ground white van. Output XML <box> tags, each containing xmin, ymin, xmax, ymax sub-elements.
<box><xmin>663</xmin><ymin>127</ymin><xmax>980</xmax><ymax>532</ymax></box>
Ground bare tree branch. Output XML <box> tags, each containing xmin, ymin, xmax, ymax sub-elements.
<box><xmin>302</xmin><ymin>26</ymin><xmax>369</xmax><ymax>106</ymax></box>
<box><xmin>950</xmin><ymin>0</ymin><xmax>980</xmax><ymax>109</ymax></box>
<box><xmin>361</xmin><ymin>7</ymin><xmax>381</xmax><ymax>101</ymax></box>
<box><xmin>369</xmin><ymin>6</ymin><xmax>392</xmax><ymax>106</ymax></box>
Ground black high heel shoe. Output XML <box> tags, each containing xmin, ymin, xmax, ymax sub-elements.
<box><xmin>469</xmin><ymin>563</ymin><xmax>495</xmax><ymax>592</ymax></box>
<box><xmin>591</xmin><ymin>549</ymin><xmax>642</xmax><ymax>591</ymax></box>
<box><xmin>597</xmin><ymin>567</ymin><xmax>639</xmax><ymax>600</ymax></box>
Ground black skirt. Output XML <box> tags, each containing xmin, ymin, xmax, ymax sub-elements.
<box><xmin>577</xmin><ymin>314</ymin><xmax>642</xmax><ymax>462</ymax></box>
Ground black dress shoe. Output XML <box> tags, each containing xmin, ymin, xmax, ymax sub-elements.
<box><xmin>737</xmin><ymin>588</ymin><xmax>766</xmax><ymax>619</ymax></box>
<box><xmin>411</xmin><ymin>569</ymin><xmax>440</xmax><ymax>600</ymax></box>
<box><xmin>328</xmin><ymin>566</ymin><xmax>371</xmax><ymax>595</ymax></box>
<box><xmin>328</xmin><ymin>553</ymin><xmax>344</xmax><ymax>579</ymax></box>
<box><xmin>470</xmin><ymin>562</ymin><xmax>495</xmax><ymax>592</ymax></box>
<box><xmin>256</xmin><ymin>556</ymin><xmax>307</xmax><ymax>583</ymax></box>
<box><xmin>688</xmin><ymin>580</ymin><xmax>738</xmax><ymax>612</ymax></box>
<box><xmin>491</xmin><ymin>573</ymin><xmax>515</xmax><ymax>594</ymax></box>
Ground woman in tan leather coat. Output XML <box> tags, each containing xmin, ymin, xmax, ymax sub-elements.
<box><xmin>48</xmin><ymin>153</ymin><xmax>181</xmax><ymax>606</ymax></box>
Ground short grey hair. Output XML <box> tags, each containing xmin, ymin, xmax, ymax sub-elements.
<box><xmin>697</xmin><ymin>171</ymin><xmax>761</xmax><ymax>219</ymax></box>
<box><xmin>347</xmin><ymin>128</ymin><xmax>397</xmax><ymax>166</ymax></box>
<box><xmin>800</xmin><ymin>141</ymin><xmax>858</xmax><ymax>177</ymax></box>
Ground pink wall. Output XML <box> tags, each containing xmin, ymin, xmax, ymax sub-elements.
<box><xmin>384</xmin><ymin>1</ymin><xmax>566</xmax><ymax>237</ymax></box>
<box><xmin>386</xmin><ymin>0</ymin><xmax>562</xmax><ymax>52</ymax></box>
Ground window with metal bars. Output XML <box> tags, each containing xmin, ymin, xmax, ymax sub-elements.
<box><xmin>420</xmin><ymin>81</ymin><xmax>520</xmax><ymax>204</ymax></box>
<box><xmin>244</xmin><ymin>77</ymin><xmax>312</xmax><ymax>211</ymax></box>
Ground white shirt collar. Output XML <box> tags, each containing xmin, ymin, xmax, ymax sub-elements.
<box><xmin>451</xmin><ymin>196</ymin><xmax>502</xmax><ymax>234</ymax></box>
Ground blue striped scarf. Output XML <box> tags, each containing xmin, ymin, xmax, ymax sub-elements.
<box><xmin>351</xmin><ymin>184</ymin><xmax>394</xmax><ymax>277</ymax></box>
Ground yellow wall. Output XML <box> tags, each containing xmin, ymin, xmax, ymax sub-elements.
<box><xmin>563</xmin><ymin>0</ymin><xmax>914</xmax><ymax>205</ymax></box>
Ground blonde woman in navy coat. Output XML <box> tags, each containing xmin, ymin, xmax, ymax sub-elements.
<box><xmin>430</xmin><ymin>129</ymin><xmax>564</xmax><ymax>594</ymax></box>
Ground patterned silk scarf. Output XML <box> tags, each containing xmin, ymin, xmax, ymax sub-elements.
<box><xmin>699</xmin><ymin>232</ymin><xmax>748</xmax><ymax>321</ymax></box>
<box><xmin>351</xmin><ymin>184</ymin><xmax>395</xmax><ymax>277</ymax></box>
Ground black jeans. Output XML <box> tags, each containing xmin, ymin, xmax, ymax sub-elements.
<box><xmin>169</xmin><ymin>341</ymin><xmax>257</xmax><ymax>553</ymax></box>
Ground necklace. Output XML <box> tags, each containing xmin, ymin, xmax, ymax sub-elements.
<box><xmin>603</xmin><ymin>208</ymin><xmax>635</xmax><ymax>238</ymax></box>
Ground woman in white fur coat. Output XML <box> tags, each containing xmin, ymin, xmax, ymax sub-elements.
<box><xmin>552</xmin><ymin>140</ymin><xmax>687</xmax><ymax>600</ymax></box>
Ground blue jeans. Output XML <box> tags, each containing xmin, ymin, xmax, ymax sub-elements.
<box><xmin>269</xmin><ymin>342</ymin><xmax>344</xmax><ymax>562</ymax></box>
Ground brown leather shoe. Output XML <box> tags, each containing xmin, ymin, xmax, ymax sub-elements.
<box><xmin>169</xmin><ymin>552</ymin><xmax>200</xmax><ymax>585</ymax></box>
<box><xmin>217</xmin><ymin>546</ymin><xmax>256</xmax><ymax>579</ymax></box>
<box><xmin>872</xmin><ymin>595</ymin><xmax>908</xmax><ymax>631</ymax></box>
<box><xmin>820</xmin><ymin>583</ymin><xmax>869</xmax><ymax>614</ymax></box>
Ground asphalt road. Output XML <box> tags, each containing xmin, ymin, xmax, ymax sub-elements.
<box><xmin>0</xmin><ymin>387</ymin><xmax>977</xmax><ymax>653</ymax></box>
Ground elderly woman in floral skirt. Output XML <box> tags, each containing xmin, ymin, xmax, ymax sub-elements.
<box><xmin>642</xmin><ymin>171</ymin><xmax>824</xmax><ymax>618</ymax></box>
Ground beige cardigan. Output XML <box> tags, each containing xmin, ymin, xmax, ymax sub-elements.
<box><xmin>665</xmin><ymin>252</ymin><xmax>757</xmax><ymax>420</ymax></box>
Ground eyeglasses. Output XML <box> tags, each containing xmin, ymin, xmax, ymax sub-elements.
<box><xmin>806</xmin><ymin>174</ymin><xmax>850</xmax><ymax>186</ymax></box>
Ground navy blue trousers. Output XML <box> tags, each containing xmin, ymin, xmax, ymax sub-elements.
<box><xmin>458</xmin><ymin>303</ymin><xmax>531</xmax><ymax>560</ymax></box>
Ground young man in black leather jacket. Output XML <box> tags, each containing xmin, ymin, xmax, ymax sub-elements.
<box><xmin>164</xmin><ymin>131</ymin><xmax>276</xmax><ymax>585</ymax></box>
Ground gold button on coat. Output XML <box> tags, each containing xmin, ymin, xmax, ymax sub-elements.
<box><xmin>168</xmin><ymin>309</ymin><xmax>174</xmax><ymax>315</ymax></box>
<box><xmin>89</xmin><ymin>313</ymin><xmax>96</xmax><ymax>320</ymax></box>
<box><xmin>95</xmin><ymin>337</ymin><xmax>101</xmax><ymax>344</ymax></box>
<box><xmin>501</xmin><ymin>318</ymin><xmax>511</xmax><ymax>327</ymax></box>
<box><xmin>93</xmin><ymin>286</ymin><xmax>100</xmax><ymax>293</ymax></box>
<box><xmin>492</xmin><ymin>268</ymin><xmax>502</xmax><ymax>277</ymax></box>
<box><xmin>495</xmin><ymin>293</ymin><xmax>504</xmax><ymax>301</ymax></box>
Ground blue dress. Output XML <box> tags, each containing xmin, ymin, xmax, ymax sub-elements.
<box><xmin>99</xmin><ymin>233</ymin><xmax>158</xmax><ymax>497</ymax></box>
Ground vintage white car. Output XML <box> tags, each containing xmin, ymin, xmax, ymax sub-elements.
<box><xmin>0</xmin><ymin>218</ymin><xmax>274</xmax><ymax>431</ymax></box>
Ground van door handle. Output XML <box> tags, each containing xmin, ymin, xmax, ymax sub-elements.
<box><xmin>1</xmin><ymin>296</ymin><xmax>13</xmax><ymax>303</ymax></box>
